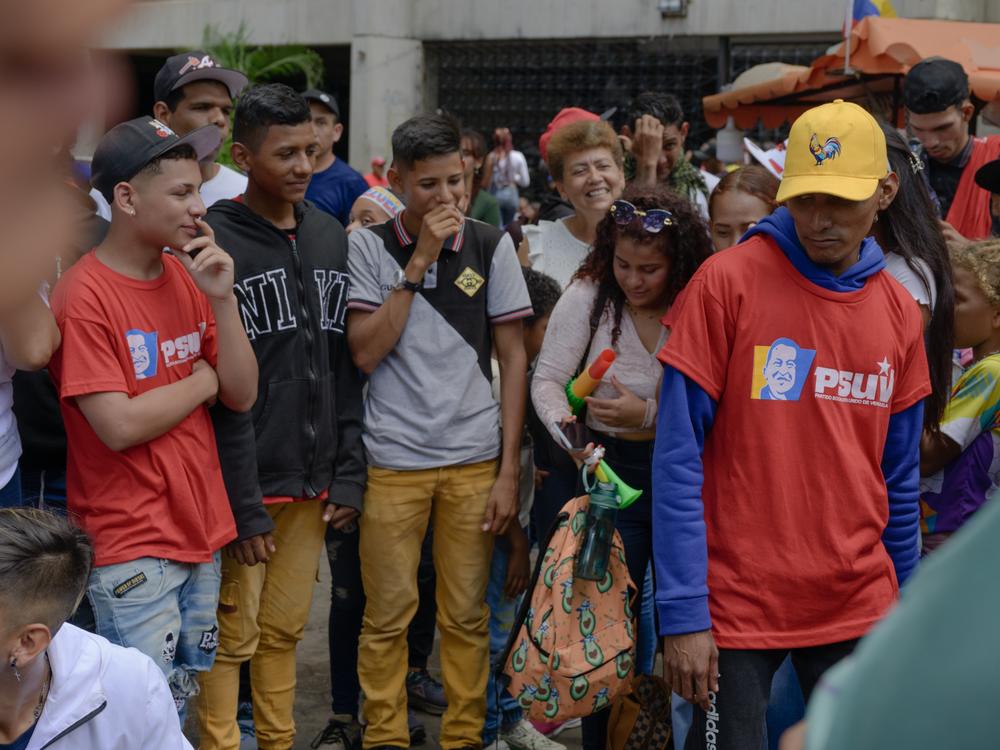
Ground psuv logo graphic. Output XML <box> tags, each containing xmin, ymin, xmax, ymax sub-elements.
<box><xmin>161</xmin><ymin>324</ymin><xmax>205</xmax><ymax>368</ymax></box>
<box><xmin>814</xmin><ymin>357</ymin><xmax>894</xmax><ymax>408</ymax></box>
<box><xmin>126</xmin><ymin>329</ymin><xmax>158</xmax><ymax>380</ymax></box>
<box><xmin>750</xmin><ymin>338</ymin><xmax>816</xmax><ymax>401</ymax></box>
<box><xmin>809</xmin><ymin>134</ymin><xmax>842</xmax><ymax>166</ymax></box>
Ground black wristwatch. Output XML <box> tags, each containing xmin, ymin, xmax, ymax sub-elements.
<box><xmin>392</xmin><ymin>269</ymin><xmax>423</xmax><ymax>293</ymax></box>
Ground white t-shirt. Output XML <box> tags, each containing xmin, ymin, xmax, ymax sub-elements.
<box><xmin>88</xmin><ymin>163</ymin><xmax>247</xmax><ymax>218</ymax></box>
<box><xmin>0</xmin><ymin>341</ymin><xmax>20</xmax><ymax>489</ymax></box>
<box><xmin>200</xmin><ymin>164</ymin><xmax>247</xmax><ymax>206</ymax></box>
<box><xmin>884</xmin><ymin>252</ymin><xmax>937</xmax><ymax>312</ymax></box>
<box><xmin>523</xmin><ymin>218</ymin><xmax>592</xmax><ymax>291</ymax></box>
<box><xmin>490</xmin><ymin>150</ymin><xmax>530</xmax><ymax>190</ymax></box>
<box><xmin>90</xmin><ymin>188</ymin><xmax>111</xmax><ymax>221</ymax></box>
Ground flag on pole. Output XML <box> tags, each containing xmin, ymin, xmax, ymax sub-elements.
<box><xmin>851</xmin><ymin>0</ymin><xmax>896</xmax><ymax>24</ymax></box>
<box><xmin>843</xmin><ymin>0</ymin><xmax>896</xmax><ymax>69</ymax></box>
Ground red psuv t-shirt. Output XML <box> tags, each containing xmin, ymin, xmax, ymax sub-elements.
<box><xmin>48</xmin><ymin>252</ymin><xmax>236</xmax><ymax>566</ymax></box>
<box><xmin>659</xmin><ymin>236</ymin><xmax>930</xmax><ymax>649</ymax></box>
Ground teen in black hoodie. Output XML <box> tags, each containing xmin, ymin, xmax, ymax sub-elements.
<box><xmin>195</xmin><ymin>84</ymin><xmax>365</xmax><ymax>750</ymax></box>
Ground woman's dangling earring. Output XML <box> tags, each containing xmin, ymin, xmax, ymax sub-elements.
<box><xmin>9</xmin><ymin>657</ymin><xmax>20</xmax><ymax>682</ymax></box>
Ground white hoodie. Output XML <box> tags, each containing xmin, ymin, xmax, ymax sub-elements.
<box><xmin>25</xmin><ymin>623</ymin><xmax>191</xmax><ymax>750</ymax></box>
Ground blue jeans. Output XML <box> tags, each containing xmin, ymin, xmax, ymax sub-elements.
<box><xmin>20</xmin><ymin>468</ymin><xmax>67</xmax><ymax>510</ymax></box>
<box><xmin>87</xmin><ymin>553</ymin><xmax>222</xmax><ymax>715</ymax></box>
<box><xmin>765</xmin><ymin>657</ymin><xmax>805</xmax><ymax>750</ymax></box>
<box><xmin>673</xmin><ymin>697</ymin><xmax>693</xmax><ymax>750</ymax></box>
<box><xmin>492</xmin><ymin>185</ymin><xmax>519</xmax><ymax>227</ymax></box>
<box><xmin>530</xmin><ymin>460</ymin><xmax>579</xmax><ymax>547</ymax></box>
<box><xmin>0</xmin><ymin>467</ymin><xmax>22</xmax><ymax>507</ymax></box>
<box><xmin>637</xmin><ymin>565</ymin><xmax>656</xmax><ymax>675</ymax></box>
<box><xmin>483</xmin><ymin>528</ymin><xmax>525</xmax><ymax>744</ymax></box>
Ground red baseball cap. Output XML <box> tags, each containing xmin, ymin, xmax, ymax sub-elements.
<box><xmin>539</xmin><ymin>107</ymin><xmax>600</xmax><ymax>164</ymax></box>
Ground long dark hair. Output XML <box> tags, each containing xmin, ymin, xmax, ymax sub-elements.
<box><xmin>461</xmin><ymin>128</ymin><xmax>488</xmax><ymax>212</ymax></box>
<box><xmin>879</xmin><ymin>123</ymin><xmax>954</xmax><ymax>432</ymax></box>
<box><xmin>575</xmin><ymin>184</ymin><xmax>713</xmax><ymax>345</ymax></box>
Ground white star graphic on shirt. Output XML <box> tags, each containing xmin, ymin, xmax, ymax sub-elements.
<box><xmin>877</xmin><ymin>357</ymin><xmax>891</xmax><ymax>375</ymax></box>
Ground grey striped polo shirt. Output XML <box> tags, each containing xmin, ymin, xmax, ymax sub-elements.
<box><xmin>347</xmin><ymin>212</ymin><xmax>532</xmax><ymax>470</ymax></box>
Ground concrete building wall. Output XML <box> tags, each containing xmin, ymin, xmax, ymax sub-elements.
<box><xmin>105</xmin><ymin>0</ymin><xmax>993</xmax><ymax>50</ymax></box>
<box><xmin>348</xmin><ymin>34</ymin><xmax>424</xmax><ymax>170</ymax></box>
<box><xmin>102</xmin><ymin>0</ymin><xmax>997</xmax><ymax>165</ymax></box>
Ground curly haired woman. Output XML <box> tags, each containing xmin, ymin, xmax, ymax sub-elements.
<box><xmin>530</xmin><ymin>183</ymin><xmax>714</xmax><ymax>750</ymax></box>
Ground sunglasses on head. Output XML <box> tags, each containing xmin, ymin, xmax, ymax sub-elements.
<box><xmin>609</xmin><ymin>200</ymin><xmax>674</xmax><ymax>233</ymax></box>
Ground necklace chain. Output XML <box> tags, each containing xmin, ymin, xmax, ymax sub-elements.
<box><xmin>626</xmin><ymin>301</ymin><xmax>665</xmax><ymax>321</ymax></box>
<box><xmin>31</xmin><ymin>654</ymin><xmax>50</xmax><ymax>723</ymax></box>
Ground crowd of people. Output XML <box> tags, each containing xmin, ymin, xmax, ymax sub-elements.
<box><xmin>2</xmin><ymin>19</ymin><xmax>1000</xmax><ymax>750</ymax></box>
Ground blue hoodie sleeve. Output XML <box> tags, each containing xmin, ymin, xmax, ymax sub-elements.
<box><xmin>881</xmin><ymin>400</ymin><xmax>923</xmax><ymax>587</ymax></box>
<box><xmin>653</xmin><ymin>364</ymin><xmax>718</xmax><ymax>635</ymax></box>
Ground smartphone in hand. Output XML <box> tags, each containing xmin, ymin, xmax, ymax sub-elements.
<box><xmin>552</xmin><ymin>421</ymin><xmax>590</xmax><ymax>452</ymax></box>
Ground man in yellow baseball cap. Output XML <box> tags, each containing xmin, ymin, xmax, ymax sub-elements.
<box><xmin>775</xmin><ymin>99</ymin><xmax>898</xmax><ymax>275</ymax></box>
<box><xmin>653</xmin><ymin>99</ymin><xmax>928</xmax><ymax>750</ymax></box>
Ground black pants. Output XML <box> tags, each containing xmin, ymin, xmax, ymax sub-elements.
<box><xmin>684</xmin><ymin>640</ymin><xmax>858</xmax><ymax>750</ymax></box>
<box><xmin>326</xmin><ymin>521</ymin><xmax>437</xmax><ymax>716</ymax></box>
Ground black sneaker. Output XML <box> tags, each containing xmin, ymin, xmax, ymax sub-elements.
<box><xmin>405</xmin><ymin>669</ymin><xmax>447</xmax><ymax>715</ymax></box>
<box><xmin>310</xmin><ymin>715</ymin><xmax>363</xmax><ymax>749</ymax></box>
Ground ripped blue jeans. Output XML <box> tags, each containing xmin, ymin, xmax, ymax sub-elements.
<box><xmin>87</xmin><ymin>553</ymin><xmax>222</xmax><ymax>717</ymax></box>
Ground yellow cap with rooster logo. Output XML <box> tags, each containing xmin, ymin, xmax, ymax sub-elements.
<box><xmin>776</xmin><ymin>100</ymin><xmax>889</xmax><ymax>204</ymax></box>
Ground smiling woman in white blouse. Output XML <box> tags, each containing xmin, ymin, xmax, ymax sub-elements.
<box><xmin>522</xmin><ymin>119</ymin><xmax>626</xmax><ymax>290</ymax></box>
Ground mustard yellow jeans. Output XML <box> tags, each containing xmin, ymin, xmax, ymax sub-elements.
<box><xmin>196</xmin><ymin>499</ymin><xmax>326</xmax><ymax>750</ymax></box>
<box><xmin>358</xmin><ymin>460</ymin><xmax>497</xmax><ymax>750</ymax></box>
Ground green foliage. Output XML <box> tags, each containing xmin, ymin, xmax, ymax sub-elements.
<box><xmin>200</xmin><ymin>22</ymin><xmax>324</xmax><ymax>89</ymax></box>
<box><xmin>192</xmin><ymin>22</ymin><xmax>325</xmax><ymax>165</ymax></box>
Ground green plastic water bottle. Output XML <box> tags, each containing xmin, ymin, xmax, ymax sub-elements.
<box><xmin>574</xmin><ymin>478</ymin><xmax>619</xmax><ymax>581</ymax></box>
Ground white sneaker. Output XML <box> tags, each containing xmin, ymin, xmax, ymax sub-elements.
<box><xmin>502</xmin><ymin>719</ymin><xmax>568</xmax><ymax>750</ymax></box>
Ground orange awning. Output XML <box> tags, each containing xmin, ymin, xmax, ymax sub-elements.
<box><xmin>704</xmin><ymin>16</ymin><xmax>1000</xmax><ymax>129</ymax></box>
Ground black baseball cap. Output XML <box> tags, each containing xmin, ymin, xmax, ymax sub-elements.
<box><xmin>90</xmin><ymin>118</ymin><xmax>222</xmax><ymax>203</ymax></box>
<box><xmin>975</xmin><ymin>158</ymin><xmax>1000</xmax><ymax>194</ymax></box>
<box><xmin>154</xmin><ymin>51</ymin><xmax>249</xmax><ymax>103</ymax></box>
<box><xmin>903</xmin><ymin>58</ymin><xmax>970</xmax><ymax>114</ymax></box>
<box><xmin>302</xmin><ymin>89</ymin><xmax>340</xmax><ymax>117</ymax></box>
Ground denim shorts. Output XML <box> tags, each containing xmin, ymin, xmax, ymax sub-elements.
<box><xmin>87</xmin><ymin>553</ymin><xmax>222</xmax><ymax>712</ymax></box>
